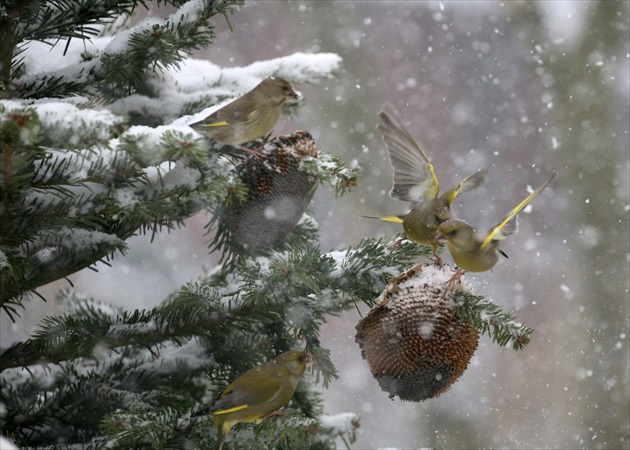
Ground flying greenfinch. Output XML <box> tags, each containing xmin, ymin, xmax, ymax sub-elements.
<box><xmin>195</xmin><ymin>350</ymin><xmax>311</xmax><ymax>450</ymax></box>
<box><xmin>435</xmin><ymin>172</ymin><xmax>556</xmax><ymax>273</ymax></box>
<box><xmin>190</xmin><ymin>76</ymin><xmax>299</xmax><ymax>154</ymax></box>
<box><xmin>371</xmin><ymin>104</ymin><xmax>487</xmax><ymax>261</ymax></box>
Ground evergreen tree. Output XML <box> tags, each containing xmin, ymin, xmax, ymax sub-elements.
<box><xmin>0</xmin><ymin>1</ymin><xmax>531</xmax><ymax>448</ymax></box>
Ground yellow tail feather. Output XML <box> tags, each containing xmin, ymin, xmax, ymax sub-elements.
<box><xmin>361</xmin><ymin>215</ymin><xmax>404</xmax><ymax>224</ymax></box>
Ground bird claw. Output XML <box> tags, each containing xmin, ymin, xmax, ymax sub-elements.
<box><xmin>446</xmin><ymin>268</ymin><xmax>466</xmax><ymax>290</ymax></box>
<box><xmin>239</xmin><ymin>145</ymin><xmax>265</xmax><ymax>158</ymax></box>
<box><xmin>434</xmin><ymin>254</ymin><xmax>443</xmax><ymax>267</ymax></box>
<box><xmin>263</xmin><ymin>410</ymin><xmax>286</xmax><ymax>419</ymax></box>
<box><xmin>388</xmin><ymin>237</ymin><xmax>404</xmax><ymax>253</ymax></box>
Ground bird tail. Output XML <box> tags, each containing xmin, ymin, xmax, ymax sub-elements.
<box><xmin>216</xmin><ymin>430</ymin><xmax>225</xmax><ymax>450</ymax></box>
<box><xmin>216</xmin><ymin>419</ymin><xmax>235</xmax><ymax>450</ymax></box>
<box><xmin>361</xmin><ymin>215</ymin><xmax>404</xmax><ymax>224</ymax></box>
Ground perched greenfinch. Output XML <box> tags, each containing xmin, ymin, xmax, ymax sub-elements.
<box><xmin>372</xmin><ymin>104</ymin><xmax>487</xmax><ymax>260</ymax></box>
<box><xmin>190</xmin><ymin>76</ymin><xmax>299</xmax><ymax>153</ymax></box>
<box><xmin>196</xmin><ymin>350</ymin><xmax>311</xmax><ymax>450</ymax></box>
<box><xmin>435</xmin><ymin>172</ymin><xmax>556</xmax><ymax>273</ymax></box>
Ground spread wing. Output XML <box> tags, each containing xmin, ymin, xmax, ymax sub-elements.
<box><xmin>377</xmin><ymin>104</ymin><xmax>439</xmax><ymax>206</ymax></box>
<box><xmin>481</xmin><ymin>171</ymin><xmax>556</xmax><ymax>248</ymax></box>
<box><xmin>441</xmin><ymin>170</ymin><xmax>488</xmax><ymax>206</ymax></box>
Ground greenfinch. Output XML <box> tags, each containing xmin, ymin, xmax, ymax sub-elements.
<box><xmin>373</xmin><ymin>104</ymin><xmax>487</xmax><ymax>260</ymax></box>
<box><xmin>196</xmin><ymin>350</ymin><xmax>311</xmax><ymax>450</ymax></box>
<box><xmin>435</xmin><ymin>172</ymin><xmax>556</xmax><ymax>273</ymax></box>
<box><xmin>190</xmin><ymin>76</ymin><xmax>299</xmax><ymax>153</ymax></box>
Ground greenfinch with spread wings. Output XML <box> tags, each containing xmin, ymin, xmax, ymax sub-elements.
<box><xmin>195</xmin><ymin>350</ymin><xmax>311</xmax><ymax>450</ymax></box>
<box><xmin>435</xmin><ymin>172</ymin><xmax>556</xmax><ymax>272</ymax></box>
<box><xmin>372</xmin><ymin>104</ymin><xmax>487</xmax><ymax>258</ymax></box>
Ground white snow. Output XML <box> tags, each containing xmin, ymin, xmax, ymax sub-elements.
<box><xmin>170</xmin><ymin>52</ymin><xmax>343</xmax><ymax>126</ymax></box>
<box><xmin>136</xmin><ymin>338</ymin><xmax>211</xmax><ymax>374</ymax></box>
<box><xmin>11</xmin><ymin>13</ymin><xmax>343</xmax><ymax>129</ymax></box>
<box><xmin>387</xmin><ymin>264</ymin><xmax>474</xmax><ymax>301</ymax></box>
<box><xmin>538</xmin><ymin>1</ymin><xmax>591</xmax><ymax>48</ymax></box>
<box><xmin>0</xmin><ymin>436</ymin><xmax>19</xmax><ymax>450</ymax></box>
<box><xmin>319</xmin><ymin>411</ymin><xmax>358</xmax><ymax>433</ymax></box>
<box><xmin>1</xmin><ymin>100</ymin><xmax>124</xmax><ymax>140</ymax></box>
<box><xmin>27</xmin><ymin>227</ymin><xmax>124</xmax><ymax>254</ymax></box>
<box><xmin>2</xmin><ymin>50</ymin><xmax>340</xmax><ymax>204</ymax></box>
<box><xmin>19</xmin><ymin>38</ymin><xmax>111</xmax><ymax>74</ymax></box>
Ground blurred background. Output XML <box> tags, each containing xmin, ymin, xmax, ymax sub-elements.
<box><xmin>2</xmin><ymin>1</ymin><xmax>628</xmax><ymax>448</ymax></box>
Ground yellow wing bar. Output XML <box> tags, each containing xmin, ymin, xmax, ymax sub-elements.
<box><xmin>481</xmin><ymin>171</ymin><xmax>556</xmax><ymax>248</ymax></box>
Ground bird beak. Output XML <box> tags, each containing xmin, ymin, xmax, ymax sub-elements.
<box><xmin>304</xmin><ymin>354</ymin><xmax>314</xmax><ymax>367</ymax></box>
<box><xmin>434</xmin><ymin>232</ymin><xmax>447</xmax><ymax>243</ymax></box>
<box><xmin>288</xmin><ymin>89</ymin><xmax>300</xmax><ymax>100</ymax></box>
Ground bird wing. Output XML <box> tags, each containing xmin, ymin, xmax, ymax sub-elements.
<box><xmin>377</xmin><ymin>105</ymin><xmax>439</xmax><ymax>206</ymax></box>
<box><xmin>210</xmin><ymin>374</ymin><xmax>283</xmax><ymax>416</ymax></box>
<box><xmin>200</xmin><ymin>120</ymin><xmax>229</xmax><ymax>127</ymax></box>
<box><xmin>200</xmin><ymin>106</ymin><xmax>253</xmax><ymax>128</ymax></box>
<box><xmin>189</xmin><ymin>109</ymin><xmax>225</xmax><ymax>128</ymax></box>
<box><xmin>194</xmin><ymin>91</ymin><xmax>259</xmax><ymax>128</ymax></box>
<box><xmin>441</xmin><ymin>170</ymin><xmax>488</xmax><ymax>206</ymax></box>
<box><xmin>481</xmin><ymin>172</ymin><xmax>556</xmax><ymax>248</ymax></box>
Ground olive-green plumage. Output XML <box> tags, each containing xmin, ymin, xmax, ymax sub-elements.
<box><xmin>375</xmin><ymin>105</ymin><xmax>487</xmax><ymax>256</ymax></box>
<box><xmin>190</xmin><ymin>76</ymin><xmax>299</xmax><ymax>145</ymax></box>
<box><xmin>435</xmin><ymin>172</ymin><xmax>556</xmax><ymax>272</ymax></box>
<box><xmin>202</xmin><ymin>350</ymin><xmax>311</xmax><ymax>450</ymax></box>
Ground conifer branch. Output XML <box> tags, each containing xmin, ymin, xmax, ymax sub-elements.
<box><xmin>0</xmin><ymin>287</ymin><xmax>270</xmax><ymax>372</ymax></box>
<box><xmin>451</xmin><ymin>292</ymin><xmax>534</xmax><ymax>350</ymax></box>
<box><xmin>0</xmin><ymin>105</ymin><xmax>234</xmax><ymax>309</ymax></box>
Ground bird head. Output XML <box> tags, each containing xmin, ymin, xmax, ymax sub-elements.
<box><xmin>261</xmin><ymin>76</ymin><xmax>299</xmax><ymax>103</ymax></box>
<box><xmin>435</xmin><ymin>218</ymin><xmax>478</xmax><ymax>251</ymax></box>
<box><xmin>432</xmin><ymin>198</ymin><xmax>452</xmax><ymax>223</ymax></box>
<box><xmin>276</xmin><ymin>350</ymin><xmax>312</xmax><ymax>377</ymax></box>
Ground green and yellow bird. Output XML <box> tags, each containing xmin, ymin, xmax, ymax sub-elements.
<box><xmin>372</xmin><ymin>104</ymin><xmax>487</xmax><ymax>260</ymax></box>
<box><xmin>435</xmin><ymin>172</ymin><xmax>556</xmax><ymax>273</ymax></box>
<box><xmin>190</xmin><ymin>76</ymin><xmax>299</xmax><ymax>154</ymax></box>
<box><xmin>196</xmin><ymin>350</ymin><xmax>311</xmax><ymax>450</ymax></box>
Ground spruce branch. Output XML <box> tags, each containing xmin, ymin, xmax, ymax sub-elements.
<box><xmin>0</xmin><ymin>340</ymin><xmax>208</xmax><ymax>446</ymax></box>
<box><xmin>203</xmin><ymin>237</ymin><xmax>432</xmax><ymax>385</ymax></box>
<box><xmin>328</xmin><ymin>236</ymin><xmax>433</xmax><ymax>307</ymax></box>
<box><xmin>0</xmin><ymin>105</ymin><xmax>236</xmax><ymax>309</ymax></box>
<box><xmin>99</xmin><ymin>408</ymin><xmax>185</xmax><ymax>450</ymax></box>
<box><xmin>451</xmin><ymin>291</ymin><xmax>534</xmax><ymax>350</ymax></box>
<box><xmin>0</xmin><ymin>235</ymin><xmax>430</xmax><ymax>447</ymax></box>
<box><xmin>9</xmin><ymin>0</ymin><xmax>245</xmax><ymax>100</ymax></box>
<box><xmin>301</xmin><ymin>152</ymin><xmax>359</xmax><ymax>198</ymax></box>
<box><xmin>12</xmin><ymin>0</ymin><xmax>140</xmax><ymax>45</ymax></box>
<box><xmin>1</xmin><ymin>2</ymin><xmax>361</xmax><ymax>449</ymax></box>
<box><xmin>0</xmin><ymin>285</ymin><xmax>272</xmax><ymax>372</ymax></box>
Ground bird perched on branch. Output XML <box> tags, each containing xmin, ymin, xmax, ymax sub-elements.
<box><xmin>190</xmin><ymin>76</ymin><xmax>299</xmax><ymax>156</ymax></box>
<box><xmin>435</xmin><ymin>171</ymin><xmax>556</xmax><ymax>274</ymax></box>
<box><xmin>194</xmin><ymin>350</ymin><xmax>312</xmax><ymax>450</ymax></box>
<box><xmin>368</xmin><ymin>104</ymin><xmax>487</xmax><ymax>263</ymax></box>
